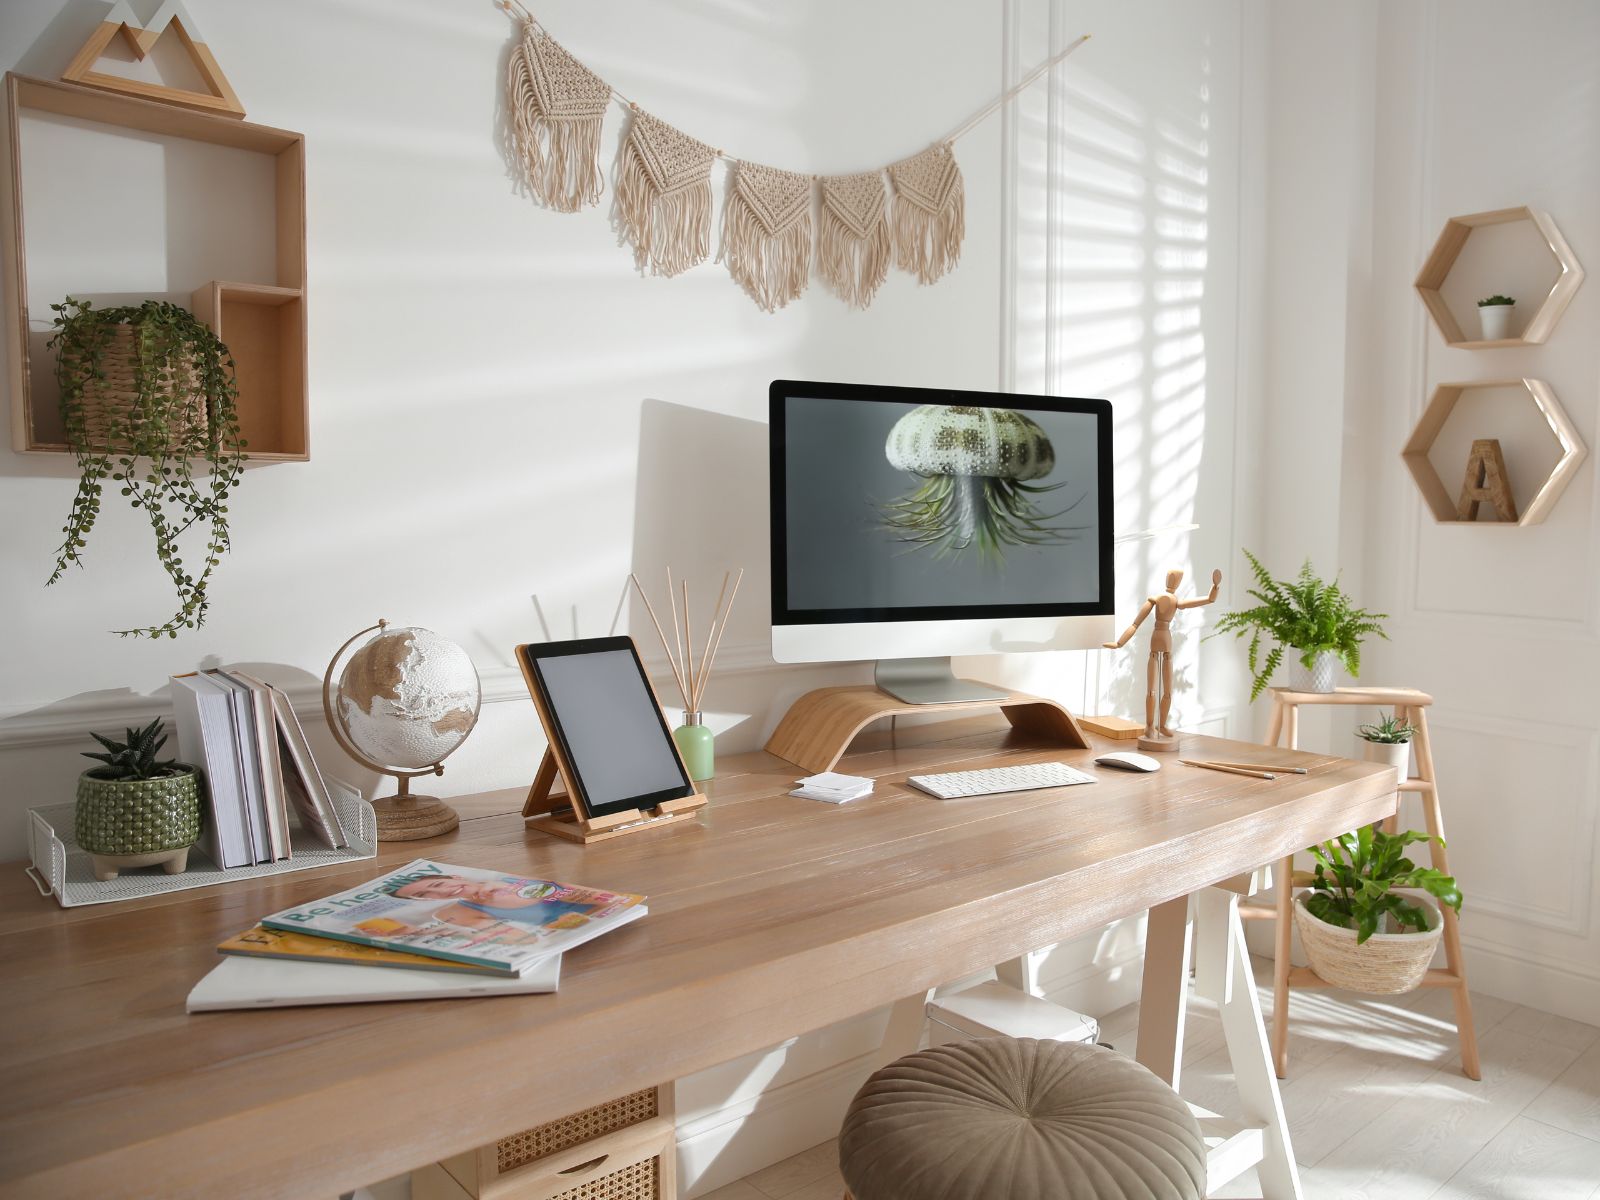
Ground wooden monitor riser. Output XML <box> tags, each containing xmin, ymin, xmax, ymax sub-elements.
<box><xmin>765</xmin><ymin>683</ymin><xmax>1089</xmax><ymax>774</ymax></box>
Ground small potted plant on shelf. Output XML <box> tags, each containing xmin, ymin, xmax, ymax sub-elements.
<box><xmin>1476</xmin><ymin>293</ymin><xmax>1516</xmax><ymax>340</ymax></box>
<box><xmin>75</xmin><ymin>718</ymin><xmax>203</xmax><ymax>882</ymax></box>
<box><xmin>46</xmin><ymin>297</ymin><xmax>246</xmax><ymax>638</ymax></box>
<box><xmin>1210</xmin><ymin>550</ymin><xmax>1388</xmax><ymax>699</ymax></box>
<box><xmin>1295</xmin><ymin>827</ymin><xmax>1462</xmax><ymax>994</ymax></box>
<box><xmin>1356</xmin><ymin>711</ymin><xmax>1414</xmax><ymax>774</ymax></box>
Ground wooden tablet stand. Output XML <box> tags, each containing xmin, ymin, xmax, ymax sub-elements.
<box><xmin>522</xmin><ymin>750</ymin><xmax>706</xmax><ymax>845</ymax></box>
<box><xmin>765</xmin><ymin>684</ymin><xmax>1089</xmax><ymax>774</ymax></box>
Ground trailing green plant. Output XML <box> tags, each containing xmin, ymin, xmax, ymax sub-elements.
<box><xmin>1208</xmin><ymin>550</ymin><xmax>1388</xmax><ymax>700</ymax></box>
<box><xmin>47</xmin><ymin>298</ymin><xmax>246</xmax><ymax>638</ymax></box>
<box><xmin>1305</xmin><ymin>826</ymin><xmax>1462</xmax><ymax>944</ymax></box>
<box><xmin>81</xmin><ymin>717</ymin><xmax>184</xmax><ymax>781</ymax></box>
<box><xmin>1357</xmin><ymin>712</ymin><xmax>1415</xmax><ymax>744</ymax></box>
<box><xmin>1477</xmin><ymin>294</ymin><xmax>1515</xmax><ymax>307</ymax></box>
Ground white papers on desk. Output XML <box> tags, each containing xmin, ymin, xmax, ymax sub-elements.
<box><xmin>186</xmin><ymin>952</ymin><xmax>562</xmax><ymax>1011</ymax></box>
<box><xmin>791</xmin><ymin>772</ymin><xmax>874</xmax><ymax>804</ymax></box>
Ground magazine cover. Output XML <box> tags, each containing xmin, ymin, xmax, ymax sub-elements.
<box><xmin>260</xmin><ymin>858</ymin><xmax>647</xmax><ymax>974</ymax></box>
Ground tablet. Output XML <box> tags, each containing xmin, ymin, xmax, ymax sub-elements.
<box><xmin>516</xmin><ymin>637</ymin><xmax>697</xmax><ymax>820</ymax></box>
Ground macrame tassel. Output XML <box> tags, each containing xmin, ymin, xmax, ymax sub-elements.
<box><xmin>719</xmin><ymin>161</ymin><xmax>813</xmax><ymax>313</ymax></box>
<box><xmin>506</xmin><ymin>21</ymin><xmax>611</xmax><ymax>212</ymax></box>
<box><xmin>615</xmin><ymin>110</ymin><xmax>717</xmax><ymax>276</ymax></box>
<box><xmin>888</xmin><ymin>143</ymin><xmax>965</xmax><ymax>284</ymax></box>
<box><xmin>817</xmin><ymin>172</ymin><xmax>891</xmax><ymax>309</ymax></box>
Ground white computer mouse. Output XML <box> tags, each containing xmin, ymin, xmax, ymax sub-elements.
<box><xmin>1095</xmin><ymin>751</ymin><xmax>1162</xmax><ymax>773</ymax></box>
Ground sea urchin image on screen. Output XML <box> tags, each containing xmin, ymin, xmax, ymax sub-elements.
<box><xmin>781</xmin><ymin>394</ymin><xmax>1102</xmax><ymax>614</ymax></box>
<box><xmin>877</xmin><ymin>404</ymin><xmax>1088</xmax><ymax>561</ymax></box>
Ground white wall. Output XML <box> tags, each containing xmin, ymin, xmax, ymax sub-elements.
<box><xmin>1347</xmin><ymin>0</ymin><xmax>1600</xmax><ymax>1023</ymax></box>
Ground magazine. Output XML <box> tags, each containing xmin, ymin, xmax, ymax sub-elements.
<box><xmin>260</xmin><ymin>858</ymin><xmax>647</xmax><ymax>974</ymax></box>
<box><xmin>219</xmin><ymin>925</ymin><xmax>505</xmax><ymax>976</ymax></box>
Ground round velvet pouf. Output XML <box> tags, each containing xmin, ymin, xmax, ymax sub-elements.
<box><xmin>839</xmin><ymin>1037</ymin><xmax>1206</xmax><ymax>1200</ymax></box>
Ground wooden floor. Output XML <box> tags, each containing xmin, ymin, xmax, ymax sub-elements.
<box><xmin>703</xmin><ymin>956</ymin><xmax>1600</xmax><ymax>1200</ymax></box>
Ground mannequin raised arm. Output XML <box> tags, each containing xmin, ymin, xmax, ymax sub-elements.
<box><xmin>1103</xmin><ymin>597</ymin><xmax>1156</xmax><ymax>649</ymax></box>
<box><xmin>1178</xmin><ymin>568</ymin><xmax>1223</xmax><ymax>610</ymax></box>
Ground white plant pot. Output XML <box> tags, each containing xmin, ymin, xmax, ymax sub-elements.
<box><xmin>1478</xmin><ymin>303</ymin><xmax>1514</xmax><ymax>340</ymax></box>
<box><xmin>1361</xmin><ymin>738</ymin><xmax>1411</xmax><ymax>777</ymax></box>
<box><xmin>1286</xmin><ymin>650</ymin><xmax>1338</xmax><ymax>693</ymax></box>
<box><xmin>1294</xmin><ymin>894</ymin><xmax>1442</xmax><ymax>994</ymax></box>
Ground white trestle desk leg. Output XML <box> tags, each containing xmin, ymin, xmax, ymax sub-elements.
<box><xmin>1136</xmin><ymin>895</ymin><xmax>1194</xmax><ymax>1089</ymax></box>
<box><xmin>875</xmin><ymin>989</ymin><xmax>936</xmax><ymax>1071</ymax></box>
<box><xmin>1196</xmin><ymin>887</ymin><xmax>1303</xmax><ymax>1200</ymax></box>
<box><xmin>995</xmin><ymin>951</ymin><xmax>1044</xmax><ymax>998</ymax></box>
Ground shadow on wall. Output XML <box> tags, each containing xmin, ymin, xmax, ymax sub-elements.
<box><xmin>1005</xmin><ymin>9</ymin><xmax>1227</xmax><ymax>726</ymax></box>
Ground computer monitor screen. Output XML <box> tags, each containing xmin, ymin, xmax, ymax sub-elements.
<box><xmin>769</xmin><ymin>381</ymin><xmax>1113</xmax><ymax>644</ymax></box>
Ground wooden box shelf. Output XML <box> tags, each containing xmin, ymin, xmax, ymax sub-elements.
<box><xmin>190</xmin><ymin>281</ymin><xmax>306</xmax><ymax>460</ymax></box>
<box><xmin>2</xmin><ymin>73</ymin><xmax>307</xmax><ymax>460</ymax></box>
<box><xmin>1400</xmin><ymin>378</ymin><xmax>1587</xmax><ymax>527</ymax></box>
<box><xmin>1413</xmin><ymin>206</ymin><xmax>1584</xmax><ymax>349</ymax></box>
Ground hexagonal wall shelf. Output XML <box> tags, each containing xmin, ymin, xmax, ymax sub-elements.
<box><xmin>1402</xmin><ymin>378</ymin><xmax>1587</xmax><ymax>526</ymax></box>
<box><xmin>1414</xmin><ymin>207</ymin><xmax>1584</xmax><ymax>348</ymax></box>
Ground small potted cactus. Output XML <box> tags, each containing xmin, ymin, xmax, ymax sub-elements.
<box><xmin>1356</xmin><ymin>711</ymin><xmax>1414</xmax><ymax>776</ymax></box>
<box><xmin>1476</xmin><ymin>294</ymin><xmax>1516</xmax><ymax>340</ymax></box>
<box><xmin>74</xmin><ymin>718</ymin><xmax>203</xmax><ymax>881</ymax></box>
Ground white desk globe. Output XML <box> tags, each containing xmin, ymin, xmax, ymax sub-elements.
<box><xmin>322</xmin><ymin>621</ymin><xmax>481</xmax><ymax>841</ymax></box>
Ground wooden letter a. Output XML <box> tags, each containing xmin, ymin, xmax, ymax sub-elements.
<box><xmin>1456</xmin><ymin>438</ymin><xmax>1518</xmax><ymax>522</ymax></box>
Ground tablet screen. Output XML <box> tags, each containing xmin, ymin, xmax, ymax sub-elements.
<box><xmin>526</xmin><ymin>640</ymin><xmax>694</xmax><ymax>818</ymax></box>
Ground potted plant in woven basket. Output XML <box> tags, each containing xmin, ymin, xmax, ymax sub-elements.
<box><xmin>1210</xmin><ymin>550</ymin><xmax>1388</xmax><ymax>698</ymax></box>
<box><xmin>1356</xmin><ymin>712</ymin><xmax>1414</xmax><ymax>775</ymax></box>
<box><xmin>46</xmin><ymin>297</ymin><xmax>245</xmax><ymax>638</ymax></box>
<box><xmin>1293</xmin><ymin>826</ymin><xmax>1462</xmax><ymax>994</ymax></box>
<box><xmin>75</xmin><ymin>718</ymin><xmax>203</xmax><ymax>882</ymax></box>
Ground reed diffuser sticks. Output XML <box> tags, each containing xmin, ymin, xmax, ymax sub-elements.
<box><xmin>630</xmin><ymin>568</ymin><xmax>744</xmax><ymax>715</ymax></box>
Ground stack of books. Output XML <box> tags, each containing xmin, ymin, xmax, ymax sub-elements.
<box><xmin>170</xmin><ymin>670</ymin><xmax>347</xmax><ymax>867</ymax></box>
<box><xmin>186</xmin><ymin>858</ymin><xmax>646</xmax><ymax>1011</ymax></box>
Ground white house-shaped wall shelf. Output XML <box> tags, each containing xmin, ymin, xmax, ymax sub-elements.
<box><xmin>1413</xmin><ymin>207</ymin><xmax>1584</xmax><ymax>349</ymax></box>
<box><xmin>1401</xmin><ymin>378</ymin><xmax>1587</xmax><ymax>526</ymax></box>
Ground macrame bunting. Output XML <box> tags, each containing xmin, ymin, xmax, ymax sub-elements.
<box><xmin>817</xmin><ymin>172</ymin><xmax>891</xmax><ymax>309</ymax></box>
<box><xmin>506</xmin><ymin>21</ymin><xmax>611</xmax><ymax>212</ymax></box>
<box><xmin>888</xmin><ymin>144</ymin><xmax>965</xmax><ymax>285</ymax></box>
<box><xmin>616</xmin><ymin>109</ymin><xmax>718</xmax><ymax>276</ymax></box>
<box><xmin>719</xmin><ymin>162</ymin><xmax>813</xmax><ymax>313</ymax></box>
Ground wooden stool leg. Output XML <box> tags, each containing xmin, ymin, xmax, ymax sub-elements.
<box><xmin>1196</xmin><ymin>890</ymin><xmax>1303</xmax><ymax>1200</ymax></box>
<box><xmin>1265</xmin><ymin>694</ymin><xmax>1284</xmax><ymax>748</ymax></box>
<box><xmin>1412</xmin><ymin>710</ymin><xmax>1481</xmax><ymax>1080</ymax></box>
<box><xmin>1137</xmin><ymin>895</ymin><xmax>1193</xmax><ymax>1090</ymax></box>
<box><xmin>1381</xmin><ymin>703</ymin><xmax>1408</xmax><ymax>835</ymax></box>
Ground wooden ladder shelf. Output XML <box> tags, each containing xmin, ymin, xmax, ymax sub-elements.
<box><xmin>1261</xmin><ymin>686</ymin><xmax>1480</xmax><ymax>1081</ymax></box>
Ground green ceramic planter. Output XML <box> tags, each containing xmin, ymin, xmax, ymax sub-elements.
<box><xmin>74</xmin><ymin>767</ymin><xmax>202</xmax><ymax>856</ymax></box>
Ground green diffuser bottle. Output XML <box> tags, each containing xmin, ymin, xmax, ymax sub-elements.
<box><xmin>674</xmin><ymin>713</ymin><xmax>715</xmax><ymax>782</ymax></box>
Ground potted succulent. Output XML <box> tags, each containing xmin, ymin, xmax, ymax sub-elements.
<box><xmin>1356</xmin><ymin>711</ymin><xmax>1414</xmax><ymax>775</ymax></box>
<box><xmin>75</xmin><ymin>718</ymin><xmax>203</xmax><ymax>882</ymax></box>
<box><xmin>1210</xmin><ymin>550</ymin><xmax>1388</xmax><ymax>699</ymax></box>
<box><xmin>1294</xmin><ymin>827</ymin><xmax>1462</xmax><ymax>994</ymax></box>
<box><xmin>46</xmin><ymin>297</ymin><xmax>245</xmax><ymax>638</ymax></box>
<box><xmin>1476</xmin><ymin>294</ymin><xmax>1516</xmax><ymax>340</ymax></box>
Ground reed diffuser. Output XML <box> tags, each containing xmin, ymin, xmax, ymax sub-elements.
<box><xmin>630</xmin><ymin>568</ymin><xmax>744</xmax><ymax>781</ymax></box>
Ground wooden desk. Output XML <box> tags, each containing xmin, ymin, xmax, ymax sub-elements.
<box><xmin>0</xmin><ymin>716</ymin><xmax>1395</xmax><ymax>1199</ymax></box>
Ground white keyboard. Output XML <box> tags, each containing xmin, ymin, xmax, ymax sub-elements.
<box><xmin>907</xmin><ymin>761</ymin><xmax>1098</xmax><ymax>799</ymax></box>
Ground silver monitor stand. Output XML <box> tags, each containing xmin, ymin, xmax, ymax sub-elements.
<box><xmin>874</xmin><ymin>657</ymin><xmax>1010</xmax><ymax>705</ymax></box>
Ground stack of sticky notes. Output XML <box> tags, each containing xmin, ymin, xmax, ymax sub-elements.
<box><xmin>791</xmin><ymin>772</ymin><xmax>874</xmax><ymax>804</ymax></box>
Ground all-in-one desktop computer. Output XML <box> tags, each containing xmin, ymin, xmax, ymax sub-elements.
<box><xmin>768</xmin><ymin>379</ymin><xmax>1114</xmax><ymax>704</ymax></box>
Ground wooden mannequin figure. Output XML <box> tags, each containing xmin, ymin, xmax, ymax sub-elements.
<box><xmin>1104</xmin><ymin>567</ymin><xmax>1222</xmax><ymax>752</ymax></box>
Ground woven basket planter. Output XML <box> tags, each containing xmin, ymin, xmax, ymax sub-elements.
<box><xmin>75</xmin><ymin>768</ymin><xmax>202</xmax><ymax>857</ymax></box>
<box><xmin>58</xmin><ymin>324</ymin><xmax>208</xmax><ymax>451</ymax></box>
<box><xmin>1293</xmin><ymin>894</ymin><xmax>1441</xmax><ymax>994</ymax></box>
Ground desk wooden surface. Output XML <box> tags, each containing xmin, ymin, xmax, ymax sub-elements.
<box><xmin>0</xmin><ymin>716</ymin><xmax>1396</xmax><ymax>1200</ymax></box>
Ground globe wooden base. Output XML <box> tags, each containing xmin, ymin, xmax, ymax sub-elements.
<box><xmin>371</xmin><ymin>793</ymin><xmax>459</xmax><ymax>841</ymax></box>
